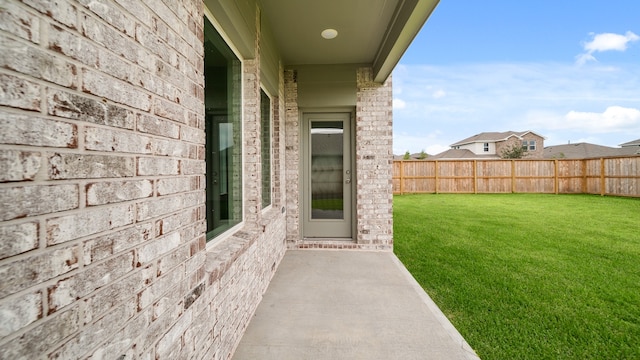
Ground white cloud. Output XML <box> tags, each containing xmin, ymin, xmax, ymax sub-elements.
<box><xmin>392</xmin><ymin>62</ymin><xmax>640</xmax><ymax>151</ymax></box>
<box><xmin>585</xmin><ymin>31</ymin><xmax>639</xmax><ymax>52</ymax></box>
<box><xmin>577</xmin><ymin>31</ymin><xmax>639</xmax><ymax>65</ymax></box>
<box><xmin>564</xmin><ymin>106</ymin><xmax>640</xmax><ymax>133</ymax></box>
<box><xmin>432</xmin><ymin>89</ymin><xmax>446</xmax><ymax>99</ymax></box>
<box><xmin>526</xmin><ymin>106</ymin><xmax>640</xmax><ymax>134</ymax></box>
<box><xmin>393</xmin><ymin>98</ymin><xmax>406</xmax><ymax>110</ymax></box>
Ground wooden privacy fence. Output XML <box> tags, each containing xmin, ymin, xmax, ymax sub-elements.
<box><xmin>393</xmin><ymin>156</ymin><xmax>640</xmax><ymax>197</ymax></box>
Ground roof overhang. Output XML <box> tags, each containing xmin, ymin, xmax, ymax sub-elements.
<box><xmin>259</xmin><ymin>0</ymin><xmax>439</xmax><ymax>83</ymax></box>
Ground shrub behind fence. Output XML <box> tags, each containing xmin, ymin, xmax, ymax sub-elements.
<box><xmin>393</xmin><ymin>156</ymin><xmax>640</xmax><ymax>197</ymax></box>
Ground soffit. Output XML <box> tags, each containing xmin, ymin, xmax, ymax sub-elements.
<box><xmin>259</xmin><ymin>0</ymin><xmax>439</xmax><ymax>81</ymax></box>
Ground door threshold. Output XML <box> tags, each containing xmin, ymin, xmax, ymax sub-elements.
<box><xmin>296</xmin><ymin>238</ymin><xmax>359</xmax><ymax>250</ymax></box>
<box><xmin>302</xmin><ymin>237</ymin><xmax>354</xmax><ymax>242</ymax></box>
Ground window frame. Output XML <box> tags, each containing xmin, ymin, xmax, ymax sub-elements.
<box><xmin>260</xmin><ymin>86</ymin><xmax>273</xmax><ymax>210</ymax></box>
<box><xmin>522</xmin><ymin>140</ymin><xmax>536</xmax><ymax>151</ymax></box>
<box><xmin>203</xmin><ymin>9</ymin><xmax>246</xmax><ymax>247</ymax></box>
<box><xmin>483</xmin><ymin>142</ymin><xmax>489</xmax><ymax>152</ymax></box>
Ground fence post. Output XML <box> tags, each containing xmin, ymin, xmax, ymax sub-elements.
<box><xmin>473</xmin><ymin>160</ymin><xmax>477</xmax><ymax>194</ymax></box>
<box><xmin>554</xmin><ymin>159</ymin><xmax>559</xmax><ymax>194</ymax></box>
<box><xmin>511</xmin><ymin>160</ymin><xmax>516</xmax><ymax>193</ymax></box>
<box><xmin>581</xmin><ymin>159</ymin><xmax>587</xmax><ymax>194</ymax></box>
<box><xmin>600</xmin><ymin>158</ymin><xmax>605</xmax><ymax>196</ymax></box>
<box><xmin>400</xmin><ymin>160</ymin><xmax>405</xmax><ymax>195</ymax></box>
<box><xmin>435</xmin><ymin>160</ymin><xmax>439</xmax><ymax>194</ymax></box>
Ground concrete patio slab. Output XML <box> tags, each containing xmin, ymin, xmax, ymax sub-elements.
<box><xmin>232</xmin><ymin>250</ymin><xmax>480</xmax><ymax>360</ymax></box>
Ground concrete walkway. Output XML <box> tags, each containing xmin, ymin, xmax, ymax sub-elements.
<box><xmin>232</xmin><ymin>250</ymin><xmax>480</xmax><ymax>360</ymax></box>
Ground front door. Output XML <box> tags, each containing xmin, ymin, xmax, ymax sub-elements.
<box><xmin>302</xmin><ymin>113</ymin><xmax>352</xmax><ymax>238</ymax></box>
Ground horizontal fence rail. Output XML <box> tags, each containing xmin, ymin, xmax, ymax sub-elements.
<box><xmin>393</xmin><ymin>156</ymin><xmax>640</xmax><ymax>197</ymax></box>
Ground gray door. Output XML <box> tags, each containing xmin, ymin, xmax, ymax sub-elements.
<box><xmin>302</xmin><ymin>113</ymin><xmax>352</xmax><ymax>238</ymax></box>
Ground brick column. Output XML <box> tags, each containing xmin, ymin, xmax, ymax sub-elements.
<box><xmin>284</xmin><ymin>69</ymin><xmax>300</xmax><ymax>245</ymax></box>
<box><xmin>355</xmin><ymin>67</ymin><xmax>394</xmax><ymax>249</ymax></box>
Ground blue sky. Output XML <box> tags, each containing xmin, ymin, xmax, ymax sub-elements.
<box><xmin>393</xmin><ymin>0</ymin><xmax>640</xmax><ymax>155</ymax></box>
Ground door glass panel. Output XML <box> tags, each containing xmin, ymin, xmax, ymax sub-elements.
<box><xmin>311</xmin><ymin>121</ymin><xmax>344</xmax><ymax>219</ymax></box>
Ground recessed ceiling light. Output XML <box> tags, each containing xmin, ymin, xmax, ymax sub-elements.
<box><xmin>321</xmin><ymin>28</ymin><xmax>338</xmax><ymax>40</ymax></box>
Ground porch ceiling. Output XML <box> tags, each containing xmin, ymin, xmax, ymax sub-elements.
<box><xmin>259</xmin><ymin>0</ymin><xmax>439</xmax><ymax>82</ymax></box>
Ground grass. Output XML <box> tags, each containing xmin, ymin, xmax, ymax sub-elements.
<box><xmin>393</xmin><ymin>194</ymin><xmax>640</xmax><ymax>360</ymax></box>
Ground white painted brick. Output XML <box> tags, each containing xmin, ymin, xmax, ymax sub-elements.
<box><xmin>83</xmin><ymin>223</ymin><xmax>153</xmax><ymax>265</ymax></box>
<box><xmin>137</xmin><ymin>114</ymin><xmax>180</xmax><ymax>138</ymax></box>
<box><xmin>48</xmin><ymin>153</ymin><xmax>135</xmax><ymax>179</ymax></box>
<box><xmin>22</xmin><ymin>0</ymin><xmax>77</xmax><ymax>29</ymax></box>
<box><xmin>0</xmin><ymin>184</ymin><xmax>78</xmax><ymax>221</ymax></box>
<box><xmin>0</xmin><ymin>221</ymin><xmax>38</xmax><ymax>260</ymax></box>
<box><xmin>79</xmin><ymin>11</ymin><xmax>138</xmax><ymax>64</ymax></box>
<box><xmin>153</xmin><ymin>97</ymin><xmax>186</xmax><ymax>123</ymax></box>
<box><xmin>155</xmin><ymin>208</ymin><xmax>197</xmax><ymax>236</ymax></box>
<box><xmin>137</xmin><ymin>232</ymin><xmax>181</xmax><ymax>265</ymax></box>
<box><xmin>86</xmin><ymin>179</ymin><xmax>153</xmax><ymax>206</ymax></box>
<box><xmin>0</xmin><ymin>37</ymin><xmax>78</xmax><ymax>88</ymax></box>
<box><xmin>156</xmin><ymin>244</ymin><xmax>190</xmax><ymax>277</ymax></box>
<box><xmin>151</xmin><ymin>137</ymin><xmax>187</xmax><ymax>157</ymax></box>
<box><xmin>85</xmin><ymin>127</ymin><xmax>152</xmax><ymax>154</ymax></box>
<box><xmin>137</xmin><ymin>264</ymin><xmax>183</xmax><ymax>310</ymax></box>
<box><xmin>0</xmin><ymin>1</ymin><xmax>40</xmax><ymax>44</ymax></box>
<box><xmin>0</xmin><ymin>150</ymin><xmax>41</xmax><ymax>182</ymax></box>
<box><xmin>0</xmin><ymin>72</ymin><xmax>41</xmax><ymax>111</ymax></box>
<box><xmin>137</xmin><ymin>157</ymin><xmax>180</xmax><ymax>176</ymax></box>
<box><xmin>0</xmin><ymin>245</ymin><xmax>79</xmax><ymax>298</ymax></box>
<box><xmin>0</xmin><ymin>306</ymin><xmax>80</xmax><ymax>360</ymax></box>
<box><xmin>157</xmin><ymin>177</ymin><xmax>191</xmax><ymax>196</ymax></box>
<box><xmin>88</xmin><ymin>309</ymin><xmax>150</xmax><ymax>360</ymax></box>
<box><xmin>48</xmin><ymin>251</ymin><xmax>135</xmax><ymax>313</ymax></box>
<box><xmin>156</xmin><ymin>308</ymin><xmax>192</xmax><ymax>358</ymax></box>
<box><xmin>180</xmin><ymin>159</ymin><xmax>205</xmax><ymax>175</ymax></box>
<box><xmin>0</xmin><ymin>291</ymin><xmax>42</xmax><ymax>337</ymax></box>
<box><xmin>84</xmin><ymin>266</ymin><xmax>155</xmax><ymax>323</ymax></box>
<box><xmin>48</xmin><ymin>299</ymin><xmax>137</xmax><ymax>359</ymax></box>
<box><xmin>82</xmin><ymin>68</ymin><xmax>151</xmax><ymax>111</ymax></box>
<box><xmin>97</xmin><ymin>47</ymin><xmax>137</xmax><ymax>84</ymax></box>
<box><xmin>46</xmin><ymin>204</ymin><xmax>135</xmax><ymax>245</ymax></box>
<box><xmin>77</xmin><ymin>0</ymin><xmax>136</xmax><ymax>37</ymax></box>
<box><xmin>48</xmin><ymin>22</ymin><xmax>98</xmax><ymax>67</ymax></box>
<box><xmin>180</xmin><ymin>125</ymin><xmax>205</xmax><ymax>144</ymax></box>
<box><xmin>0</xmin><ymin>113</ymin><xmax>77</xmax><ymax>148</ymax></box>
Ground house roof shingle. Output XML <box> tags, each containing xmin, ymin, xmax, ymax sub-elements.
<box><xmin>450</xmin><ymin>130</ymin><xmax>544</xmax><ymax>147</ymax></box>
<box><xmin>619</xmin><ymin>138</ymin><xmax>640</xmax><ymax>147</ymax></box>
<box><xmin>544</xmin><ymin>142</ymin><xmax>640</xmax><ymax>159</ymax></box>
<box><xmin>430</xmin><ymin>149</ymin><xmax>500</xmax><ymax>160</ymax></box>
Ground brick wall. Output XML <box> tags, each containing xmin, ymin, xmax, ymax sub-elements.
<box><xmin>0</xmin><ymin>1</ymin><xmax>286</xmax><ymax>359</ymax></box>
<box><xmin>283</xmin><ymin>69</ymin><xmax>300</xmax><ymax>245</ymax></box>
<box><xmin>355</xmin><ymin>67</ymin><xmax>394</xmax><ymax>249</ymax></box>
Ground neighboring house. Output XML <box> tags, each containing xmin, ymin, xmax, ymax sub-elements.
<box><xmin>544</xmin><ymin>142</ymin><xmax>640</xmax><ymax>159</ymax></box>
<box><xmin>0</xmin><ymin>0</ymin><xmax>438</xmax><ymax>359</ymax></box>
<box><xmin>620</xmin><ymin>138</ymin><xmax>640</xmax><ymax>155</ymax></box>
<box><xmin>394</xmin><ymin>152</ymin><xmax>429</xmax><ymax>160</ymax></box>
<box><xmin>435</xmin><ymin>130</ymin><xmax>545</xmax><ymax>159</ymax></box>
<box><xmin>430</xmin><ymin>148</ymin><xmax>498</xmax><ymax>160</ymax></box>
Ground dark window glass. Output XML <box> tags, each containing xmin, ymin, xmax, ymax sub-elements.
<box><xmin>204</xmin><ymin>19</ymin><xmax>242</xmax><ymax>241</ymax></box>
<box><xmin>261</xmin><ymin>89</ymin><xmax>271</xmax><ymax>209</ymax></box>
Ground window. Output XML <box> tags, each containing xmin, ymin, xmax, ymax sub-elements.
<box><xmin>483</xmin><ymin>143</ymin><xmax>489</xmax><ymax>152</ymax></box>
<box><xmin>260</xmin><ymin>89</ymin><xmax>271</xmax><ymax>209</ymax></box>
<box><xmin>204</xmin><ymin>18</ymin><xmax>243</xmax><ymax>241</ymax></box>
<box><xmin>522</xmin><ymin>140</ymin><xmax>536</xmax><ymax>151</ymax></box>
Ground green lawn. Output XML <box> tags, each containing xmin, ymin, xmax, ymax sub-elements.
<box><xmin>393</xmin><ymin>194</ymin><xmax>640</xmax><ymax>360</ymax></box>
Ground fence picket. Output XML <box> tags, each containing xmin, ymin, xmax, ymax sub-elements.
<box><xmin>393</xmin><ymin>156</ymin><xmax>640</xmax><ymax>197</ymax></box>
